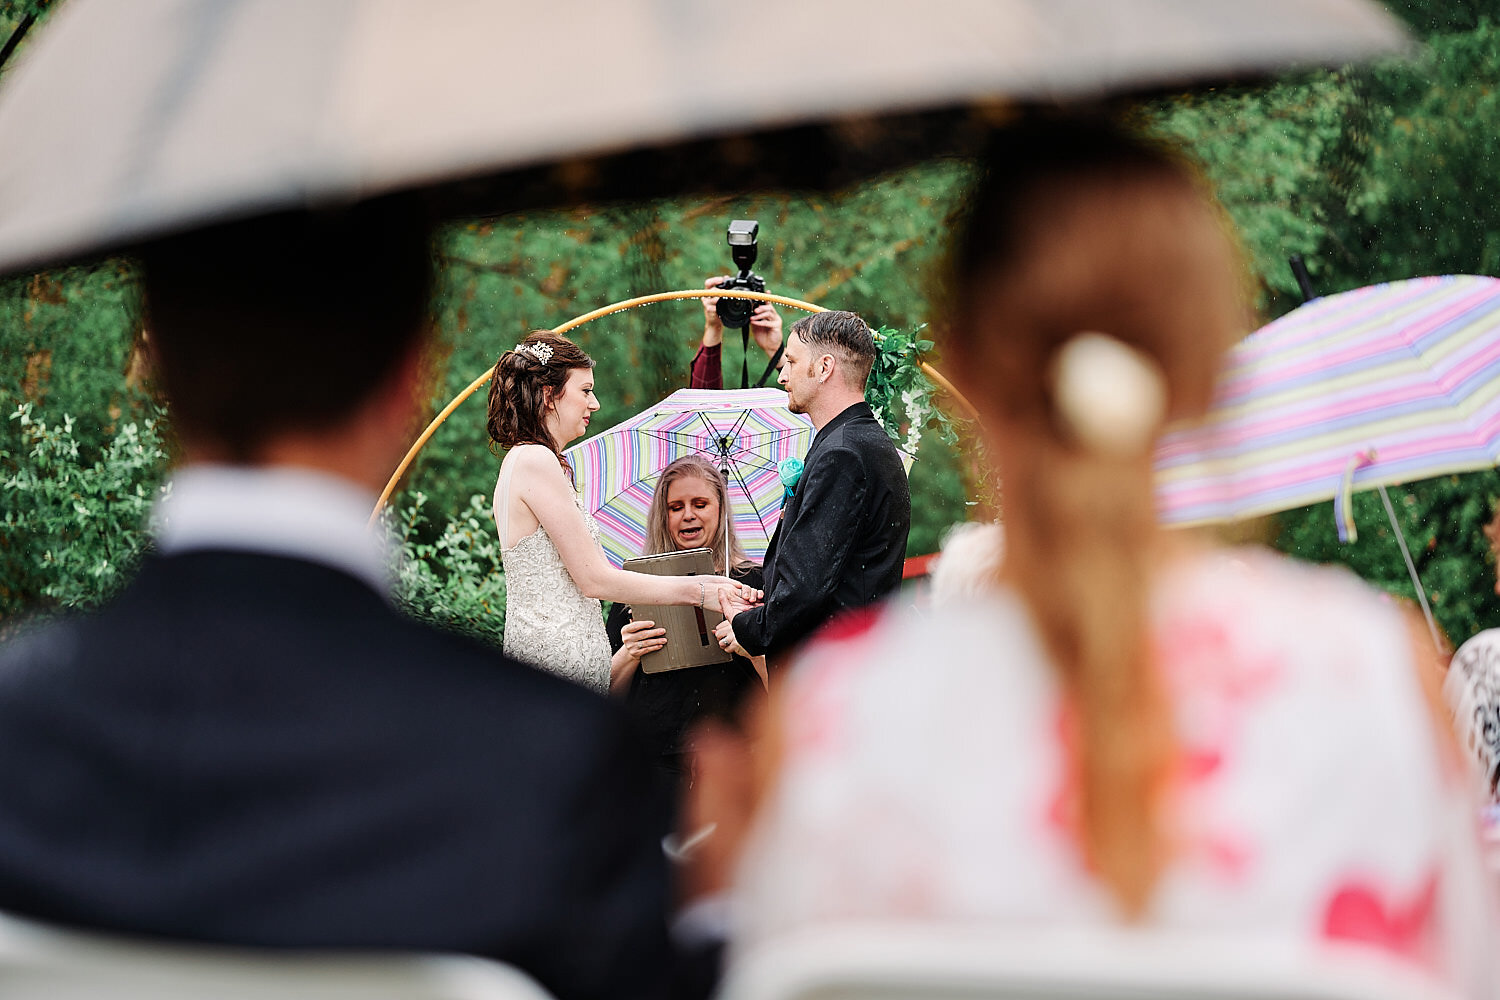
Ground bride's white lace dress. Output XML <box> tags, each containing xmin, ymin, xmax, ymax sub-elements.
<box><xmin>493</xmin><ymin>454</ymin><xmax>611</xmax><ymax>694</ymax></box>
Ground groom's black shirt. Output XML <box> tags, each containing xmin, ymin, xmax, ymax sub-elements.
<box><xmin>732</xmin><ymin>401</ymin><xmax>911</xmax><ymax>668</ymax></box>
<box><xmin>0</xmin><ymin>551</ymin><xmax>683</xmax><ymax>1000</ymax></box>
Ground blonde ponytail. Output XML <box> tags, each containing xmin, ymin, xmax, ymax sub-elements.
<box><xmin>945</xmin><ymin>115</ymin><xmax>1248</xmax><ymax>916</ymax></box>
<box><xmin>1022</xmin><ymin>333</ymin><xmax>1172</xmax><ymax>916</ymax></box>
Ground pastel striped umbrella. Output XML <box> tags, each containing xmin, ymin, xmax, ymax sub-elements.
<box><xmin>565</xmin><ymin>387</ymin><xmax>815</xmax><ymax>568</ymax></box>
<box><xmin>1155</xmin><ymin>274</ymin><xmax>1500</xmax><ymax>535</ymax></box>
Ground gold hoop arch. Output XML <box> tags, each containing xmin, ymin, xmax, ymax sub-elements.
<box><xmin>370</xmin><ymin>288</ymin><xmax>975</xmax><ymax>523</ymax></box>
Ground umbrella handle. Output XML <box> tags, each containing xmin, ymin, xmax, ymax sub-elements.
<box><xmin>1375</xmin><ymin>483</ymin><xmax>1443</xmax><ymax>652</ymax></box>
<box><xmin>368</xmin><ymin>287</ymin><xmax>978</xmax><ymax>524</ymax></box>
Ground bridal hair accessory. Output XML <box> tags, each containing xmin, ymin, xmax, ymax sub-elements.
<box><xmin>515</xmin><ymin>341</ymin><xmax>554</xmax><ymax>365</ymax></box>
<box><xmin>1049</xmin><ymin>332</ymin><xmax>1167</xmax><ymax>458</ymax></box>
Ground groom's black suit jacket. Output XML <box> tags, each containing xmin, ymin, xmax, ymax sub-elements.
<box><xmin>733</xmin><ymin>402</ymin><xmax>911</xmax><ymax>668</ymax></box>
<box><xmin>0</xmin><ymin>551</ymin><xmax>683</xmax><ymax>1000</ymax></box>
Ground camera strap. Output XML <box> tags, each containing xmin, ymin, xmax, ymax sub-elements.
<box><xmin>741</xmin><ymin>327</ymin><xmax>751</xmax><ymax>389</ymax></box>
<box><xmin>756</xmin><ymin>343</ymin><xmax>786</xmax><ymax>388</ymax></box>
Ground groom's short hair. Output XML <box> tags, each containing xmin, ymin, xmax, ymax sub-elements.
<box><xmin>789</xmin><ymin>310</ymin><xmax>877</xmax><ymax>390</ymax></box>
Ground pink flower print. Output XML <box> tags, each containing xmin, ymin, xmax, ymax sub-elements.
<box><xmin>1155</xmin><ymin>616</ymin><xmax>1283</xmax><ymax>708</ymax></box>
<box><xmin>1042</xmin><ymin>703</ymin><xmax>1091</xmax><ymax>868</ymax></box>
<box><xmin>1321</xmin><ymin>871</ymin><xmax>1440</xmax><ymax>972</ymax></box>
<box><xmin>784</xmin><ymin>607</ymin><xmax>886</xmax><ymax>759</ymax></box>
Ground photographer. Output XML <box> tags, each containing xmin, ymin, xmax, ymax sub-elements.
<box><xmin>689</xmin><ymin>274</ymin><xmax>783</xmax><ymax>389</ymax></box>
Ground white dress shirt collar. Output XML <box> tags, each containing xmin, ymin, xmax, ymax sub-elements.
<box><xmin>154</xmin><ymin>465</ymin><xmax>392</xmax><ymax>596</ymax></box>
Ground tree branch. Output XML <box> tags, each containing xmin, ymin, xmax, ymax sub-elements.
<box><xmin>0</xmin><ymin>12</ymin><xmax>37</xmax><ymax>76</ymax></box>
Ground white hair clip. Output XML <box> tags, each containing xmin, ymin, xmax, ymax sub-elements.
<box><xmin>515</xmin><ymin>341</ymin><xmax>554</xmax><ymax>365</ymax></box>
<box><xmin>1049</xmin><ymin>332</ymin><xmax>1167</xmax><ymax>458</ymax></box>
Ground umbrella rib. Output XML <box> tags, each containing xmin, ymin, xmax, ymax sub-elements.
<box><xmin>683</xmin><ymin>408</ymin><xmax>781</xmax><ymax>535</ymax></box>
<box><xmin>587</xmin><ymin>469</ymin><xmax>666</xmax><ymax>515</ymax></box>
<box><xmin>694</xmin><ymin>411</ymin><xmax>730</xmax><ymax>459</ymax></box>
<box><xmin>724</xmin><ymin>457</ymin><xmax>776</xmax><ymax>539</ymax></box>
<box><xmin>714</xmin><ymin>440</ymin><xmax>786</xmax><ymax>476</ymax></box>
<box><xmin>640</xmin><ymin>427</ymin><xmax>693</xmax><ymax>447</ymax></box>
<box><xmin>693</xmin><ymin>411</ymin><xmax>762</xmax><ymax>478</ymax></box>
<box><xmin>638</xmin><ymin>420</ymin><xmax>786</xmax><ymax>474</ymax></box>
<box><xmin>720</xmin><ymin>430</ymin><xmax>800</xmax><ymax>475</ymax></box>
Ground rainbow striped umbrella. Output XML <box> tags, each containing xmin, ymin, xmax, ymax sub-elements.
<box><xmin>565</xmin><ymin>387</ymin><xmax>815</xmax><ymax>568</ymax></box>
<box><xmin>1155</xmin><ymin>275</ymin><xmax>1500</xmax><ymax>537</ymax></box>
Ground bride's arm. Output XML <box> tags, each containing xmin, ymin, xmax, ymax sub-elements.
<box><xmin>513</xmin><ymin>446</ymin><xmax>747</xmax><ymax>608</ymax></box>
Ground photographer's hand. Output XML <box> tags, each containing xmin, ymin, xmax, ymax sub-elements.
<box><xmin>749</xmin><ymin>303</ymin><xmax>783</xmax><ymax>359</ymax></box>
<box><xmin>701</xmin><ymin>276</ymin><xmax>729</xmax><ymax>348</ymax></box>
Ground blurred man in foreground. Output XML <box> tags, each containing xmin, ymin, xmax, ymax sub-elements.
<box><xmin>0</xmin><ymin>205</ymin><xmax>689</xmax><ymax>1000</ymax></box>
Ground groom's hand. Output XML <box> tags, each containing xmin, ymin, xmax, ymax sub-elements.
<box><xmin>715</xmin><ymin>619</ymin><xmax>749</xmax><ymax>658</ymax></box>
<box><xmin>718</xmin><ymin>589</ymin><xmax>759</xmax><ymax>621</ymax></box>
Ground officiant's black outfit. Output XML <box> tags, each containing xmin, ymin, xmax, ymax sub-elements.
<box><xmin>731</xmin><ymin>401</ymin><xmax>911</xmax><ymax>670</ymax></box>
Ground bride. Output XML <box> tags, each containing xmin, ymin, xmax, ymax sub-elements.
<box><xmin>487</xmin><ymin>331</ymin><xmax>757</xmax><ymax>694</ymax></box>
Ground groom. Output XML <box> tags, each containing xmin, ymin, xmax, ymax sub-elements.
<box><xmin>716</xmin><ymin>310</ymin><xmax>911</xmax><ymax>672</ymax></box>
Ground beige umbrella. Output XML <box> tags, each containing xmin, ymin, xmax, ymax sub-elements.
<box><xmin>0</xmin><ymin>0</ymin><xmax>1407</xmax><ymax>274</ymax></box>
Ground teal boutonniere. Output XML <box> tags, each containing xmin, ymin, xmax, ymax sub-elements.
<box><xmin>778</xmin><ymin>457</ymin><xmax>803</xmax><ymax>506</ymax></box>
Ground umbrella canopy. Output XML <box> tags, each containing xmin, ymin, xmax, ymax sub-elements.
<box><xmin>1155</xmin><ymin>275</ymin><xmax>1500</xmax><ymax>531</ymax></box>
<box><xmin>0</xmin><ymin>0</ymin><xmax>1409</xmax><ymax>275</ymax></box>
<box><xmin>565</xmin><ymin>387</ymin><xmax>814</xmax><ymax>568</ymax></box>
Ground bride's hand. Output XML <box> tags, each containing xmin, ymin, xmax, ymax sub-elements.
<box><xmin>698</xmin><ymin>576</ymin><xmax>762</xmax><ymax>613</ymax></box>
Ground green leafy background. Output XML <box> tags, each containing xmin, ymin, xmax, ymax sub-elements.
<box><xmin>5</xmin><ymin>1</ymin><xmax>1500</xmax><ymax>650</ymax></box>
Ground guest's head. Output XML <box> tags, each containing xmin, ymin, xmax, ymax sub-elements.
<box><xmin>140</xmin><ymin>202</ymin><xmax>435</xmax><ymax>485</ymax></box>
<box><xmin>929</xmin><ymin>521</ymin><xmax>1005</xmax><ymax>604</ymax></box>
<box><xmin>1446</xmin><ymin>656</ymin><xmax>1500</xmax><ymax>803</ymax></box>
<box><xmin>1444</xmin><ymin>500</ymin><xmax>1500</xmax><ymax>802</ymax></box>
<box><xmin>943</xmin><ymin>116</ymin><xmax>1249</xmax><ymax>916</ymax></box>
<box><xmin>643</xmin><ymin>455</ymin><xmax>751</xmax><ymax>575</ymax></box>
<box><xmin>486</xmin><ymin>331</ymin><xmax>597</xmax><ymax>456</ymax></box>
<box><xmin>780</xmin><ymin>310</ymin><xmax>876</xmax><ymax>427</ymax></box>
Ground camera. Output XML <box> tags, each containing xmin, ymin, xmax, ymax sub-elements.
<box><xmin>713</xmin><ymin>219</ymin><xmax>766</xmax><ymax>330</ymax></box>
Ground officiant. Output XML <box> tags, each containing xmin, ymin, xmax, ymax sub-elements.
<box><xmin>607</xmin><ymin>455</ymin><xmax>768</xmax><ymax>781</ymax></box>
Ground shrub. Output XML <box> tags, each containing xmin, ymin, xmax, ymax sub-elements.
<box><xmin>389</xmin><ymin>491</ymin><xmax>507</xmax><ymax>648</ymax></box>
<box><xmin>0</xmin><ymin>402</ymin><xmax>169</xmax><ymax>616</ymax></box>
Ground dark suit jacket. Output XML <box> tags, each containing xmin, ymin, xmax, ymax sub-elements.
<box><xmin>732</xmin><ymin>402</ymin><xmax>911</xmax><ymax>668</ymax></box>
<box><xmin>0</xmin><ymin>551</ymin><xmax>684</xmax><ymax>1000</ymax></box>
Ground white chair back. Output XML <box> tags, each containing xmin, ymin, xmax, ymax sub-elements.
<box><xmin>716</xmin><ymin>925</ymin><xmax>1457</xmax><ymax>1000</ymax></box>
<box><xmin>0</xmin><ymin>911</ymin><xmax>555</xmax><ymax>1000</ymax></box>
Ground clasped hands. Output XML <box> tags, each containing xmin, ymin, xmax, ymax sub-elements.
<box><xmin>700</xmin><ymin>578</ymin><xmax>760</xmax><ymax>614</ymax></box>
<box><xmin>714</xmin><ymin>588</ymin><xmax>763</xmax><ymax>658</ymax></box>
<box><xmin>623</xmin><ymin>580</ymin><xmax>759</xmax><ymax>664</ymax></box>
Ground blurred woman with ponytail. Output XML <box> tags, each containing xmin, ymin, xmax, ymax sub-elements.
<box><xmin>704</xmin><ymin>119</ymin><xmax>1493</xmax><ymax>993</ymax></box>
<box><xmin>487</xmin><ymin>331</ymin><xmax>757</xmax><ymax>694</ymax></box>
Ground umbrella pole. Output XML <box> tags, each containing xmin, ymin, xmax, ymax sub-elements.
<box><xmin>1376</xmin><ymin>484</ymin><xmax>1442</xmax><ymax>650</ymax></box>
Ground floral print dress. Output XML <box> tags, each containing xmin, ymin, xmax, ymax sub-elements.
<box><xmin>732</xmin><ymin>548</ymin><xmax>1495</xmax><ymax>996</ymax></box>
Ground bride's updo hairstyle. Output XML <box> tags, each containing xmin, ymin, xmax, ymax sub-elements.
<box><xmin>944</xmin><ymin>116</ymin><xmax>1249</xmax><ymax>917</ymax></box>
<box><xmin>486</xmin><ymin>331</ymin><xmax>595</xmax><ymax>462</ymax></box>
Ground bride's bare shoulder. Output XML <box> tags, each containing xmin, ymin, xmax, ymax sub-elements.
<box><xmin>505</xmin><ymin>443</ymin><xmax>553</xmax><ymax>463</ymax></box>
<box><xmin>505</xmin><ymin>444</ymin><xmax>566</xmax><ymax>479</ymax></box>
